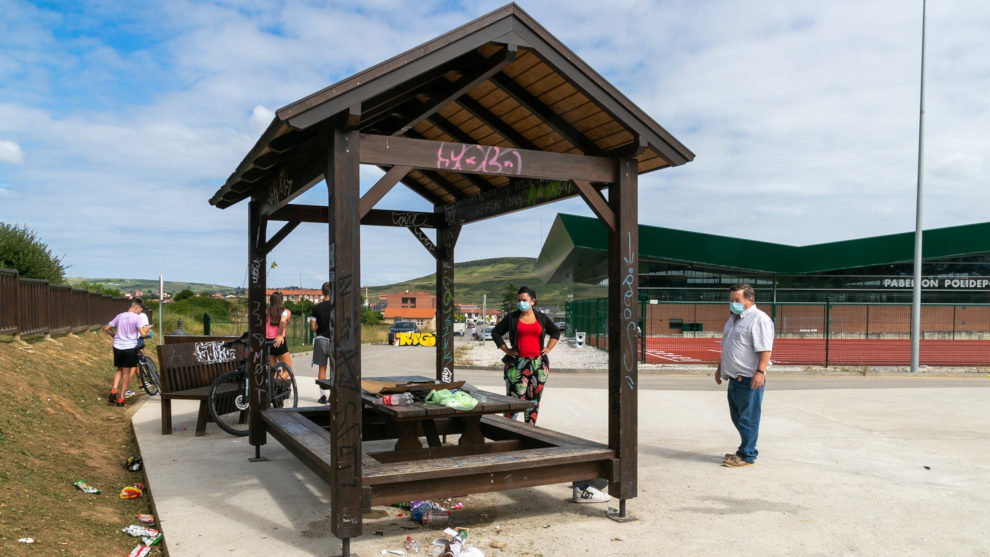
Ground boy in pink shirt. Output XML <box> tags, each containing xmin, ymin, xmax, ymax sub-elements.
<box><xmin>103</xmin><ymin>299</ymin><xmax>151</xmax><ymax>406</ymax></box>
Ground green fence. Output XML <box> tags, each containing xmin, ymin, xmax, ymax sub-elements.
<box><xmin>565</xmin><ymin>297</ymin><xmax>990</xmax><ymax>367</ymax></box>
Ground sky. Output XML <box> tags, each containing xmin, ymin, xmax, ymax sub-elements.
<box><xmin>1</xmin><ymin>0</ymin><xmax>988</xmax><ymax>289</ymax></box>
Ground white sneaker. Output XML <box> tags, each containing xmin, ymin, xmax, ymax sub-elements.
<box><xmin>572</xmin><ymin>486</ymin><xmax>611</xmax><ymax>503</ymax></box>
<box><xmin>124</xmin><ymin>390</ymin><xmax>135</xmax><ymax>398</ymax></box>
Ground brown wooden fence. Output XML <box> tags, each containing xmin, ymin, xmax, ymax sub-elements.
<box><xmin>0</xmin><ymin>268</ymin><xmax>131</xmax><ymax>339</ymax></box>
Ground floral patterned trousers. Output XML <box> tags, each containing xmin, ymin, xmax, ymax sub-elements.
<box><xmin>503</xmin><ymin>356</ymin><xmax>549</xmax><ymax>424</ymax></box>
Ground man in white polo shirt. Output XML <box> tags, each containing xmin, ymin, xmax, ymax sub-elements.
<box><xmin>715</xmin><ymin>283</ymin><xmax>774</xmax><ymax>467</ymax></box>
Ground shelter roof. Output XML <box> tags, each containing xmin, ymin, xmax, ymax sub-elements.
<box><xmin>535</xmin><ymin>214</ymin><xmax>990</xmax><ymax>283</ymax></box>
<box><xmin>209</xmin><ymin>2</ymin><xmax>693</xmax><ymax>210</ymax></box>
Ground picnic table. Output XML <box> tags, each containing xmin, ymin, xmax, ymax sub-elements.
<box><xmin>322</xmin><ymin>375</ymin><xmax>534</xmax><ymax>454</ymax></box>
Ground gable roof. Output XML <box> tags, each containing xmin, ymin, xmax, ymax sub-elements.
<box><xmin>209</xmin><ymin>3</ymin><xmax>693</xmax><ymax>209</ymax></box>
<box><xmin>536</xmin><ymin>213</ymin><xmax>990</xmax><ymax>283</ymax></box>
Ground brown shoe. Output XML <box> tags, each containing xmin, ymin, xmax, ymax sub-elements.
<box><xmin>722</xmin><ymin>455</ymin><xmax>753</xmax><ymax>467</ymax></box>
<box><xmin>723</xmin><ymin>453</ymin><xmax>737</xmax><ymax>461</ymax></box>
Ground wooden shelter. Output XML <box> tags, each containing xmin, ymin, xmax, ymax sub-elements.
<box><xmin>209</xmin><ymin>3</ymin><xmax>693</xmax><ymax>553</ymax></box>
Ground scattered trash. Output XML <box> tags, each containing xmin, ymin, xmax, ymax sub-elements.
<box><xmin>398</xmin><ymin>512</ymin><xmax>404</xmax><ymax>517</ymax></box>
<box><xmin>121</xmin><ymin>525</ymin><xmax>161</xmax><ymax>539</ymax></box>
<box><xmin>542</xmin><ymin>524</ymin><xmax>550</xmax><ymax>528</ymax></box>
<box><xmin>405</xmin><ymin>536</ymin><xmax>422</xmax><ymax>553</ymax></box>
<box><xmin>611</xmin><ymin>537</ymin><xmax>624</xmax><ymax>542</ymax></box>
<box><xmin>422</xmin><ymin>508</ymin><xmax>450</xmax><ymax>527</ymax></box>
<box><xmin>489</xmin><ymin>540</ymin><xmax>506</xmax><ymax>549</ymax></box>
<box><xmin>73</xmin><ymin>480</ymin><xmax>100</xmax><ymax>494</ymax></box>
<box><xmin>123</xmin><ymin>456</ymin><xmax>144</xmax><ymax>472</ymax></box>
<box><xmin>127</xmin><ymin>544</ymin><xmax>152</xmax><ymax>557</ymax></box>
<box><xmin>135</xmin><ymin>513</ymin><xmax>156</xmax><ymax>525</ymax></box>
<box><xmin>924</xmin><ymin>465</ymin><xmax>931</xmax><ymax>470</ymax></box>
<box><xmin>380</xmin><ymin>550</ymin><xmax>405</xmax><ymax>555</ymax></box>
<box><xmin>18</xmin><ymin>538</ymin><xmax>35</xmax><ymax>544</ymax></box>
<box><xmin>460</xmin><ymin>547</ymin><xmax>484</xmax><ymax>557</ymax></box>
<box><xmin>173</xmin><ymin>426</ymin><xmax>187</xmax><ymax>432</ymax></box>
<box><xmin>119</xmin><ymin>484</ymin><xmax>144</xmax><ymax>499</ymax></box>
<box><xmin>374</xmin><ymin>531</ymin><xmax>385</xmax><ymax>536</ymax></box>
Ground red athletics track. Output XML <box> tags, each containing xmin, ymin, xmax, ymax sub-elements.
<box><xmin>635</xmin><ymin>337</ymin><xmax>990</xmax><ymax>367</ymax></box>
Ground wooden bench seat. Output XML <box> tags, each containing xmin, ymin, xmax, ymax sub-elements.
<box><xmin>156</xmin><ymin>337</ymin><xmax>241</xmax><ymax>436</ymax></box>
<box><xmin>263</xmin><ymin>407</ymin><xmax>615</xmax><ymax>506</ymax></box>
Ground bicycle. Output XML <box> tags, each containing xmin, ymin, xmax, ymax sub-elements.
<box><xmin>135</xmin><ymin>337</ymin><xmax>160</xmax><ymax>396</ymax></box>
<box><xmin>207</xmin><ymin>332</ymin><xmax>298</xmax><ymax>436</ymax></box>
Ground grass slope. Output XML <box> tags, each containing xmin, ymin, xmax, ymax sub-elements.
<box><xmin>0</xmin><ymin>333</ymin><xmax>159</xmax><ymax>556</ymax></box>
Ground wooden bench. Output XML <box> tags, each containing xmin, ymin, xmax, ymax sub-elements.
<box><xmin>156</xmin><ymin>337</ymin><xmax>242</xmax><ymax>436</ymax></box>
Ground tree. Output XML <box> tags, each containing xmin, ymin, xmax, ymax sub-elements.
<box><xmin>499</xmin><ymin>282</ymin><xmax>519</xmax><ymax>312</ymax></box>
<box><xmin>0</xmin><ymin>222</ymin><xmax>66</xmax><ymax>282</ymax></box>
<box><xmin>173</xmin><ymin>288</ymin><xmax>195</xmax><ymax>301</ymax></box>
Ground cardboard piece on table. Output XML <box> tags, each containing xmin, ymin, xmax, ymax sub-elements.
<box><xmin>361</xmin><ymin>379</ymin><xmax>465</xmax><ymax>395</ymax></box>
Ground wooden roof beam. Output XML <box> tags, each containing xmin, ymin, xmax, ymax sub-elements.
<box><xmin>268</xmin><ymin>204</ymin><xmax>438</xmax><ymax>228</ymax></box>
<box><xmin>455</xmin><ymin>95</ymin><xmax>538</xmax><ymax>150</ymax></box>
<box><xmin>410</xmin><ymin>125</ymin><xmax>493</xmax><ymax>192</ymax></box>
<box><xmin>393</xmin><ymin>45</ymin><xmax>518</xmax><ymax>136</ymax></box>
<box><xmin>489</xmin><ymin>72</ymin><xmax>602</xmax><ymax>155</ymax></box>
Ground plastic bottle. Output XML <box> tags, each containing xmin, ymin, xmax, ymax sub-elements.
<box><xmin>381</xmin><ymin>392</ymin><xmax>414</xmax><ymax>406</ymax></box>
<box><xmin>442</xmin><ymin>529</ymin><xmax>467</xmax><ymax>557</ymax></box>
<box><xmin>404</xmin><ymin>536</ymin><xmax>422</xmax><ymax>553</ymax></box>
<box><xmin>422</xmin><ymin>507</ymin><xmax>449</xmax><ymax>527</ymax></box>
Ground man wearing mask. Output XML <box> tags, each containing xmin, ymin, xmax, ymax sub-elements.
<box><xmin>715</xmin><ymin>283</ymin><xmax>774</xmax><ymax>467</ymax></box>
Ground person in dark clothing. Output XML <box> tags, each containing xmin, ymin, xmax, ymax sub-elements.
<box><xmin>310</xmin><ymin>282</ymin><xmax>332</xmax><ymax>404</ymax></box>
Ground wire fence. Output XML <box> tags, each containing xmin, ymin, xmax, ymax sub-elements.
<box><xmin>566</xmin><ymin>297</ymin><xmax>990</xmax><ymax>367</ymax></box>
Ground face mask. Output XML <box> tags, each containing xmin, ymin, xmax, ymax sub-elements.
<box><xmin>517</xmin><ymin>301</ymin><xmax>531</xmax><ymax>312</ymax></box>
<box><xmin>729</xmin><ymin>302</ymin><xmax>745</xmax><ymax>315</ymax></box>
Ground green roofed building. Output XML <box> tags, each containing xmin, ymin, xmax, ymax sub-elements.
<box><xmin>535</xmin><ymin>213</ymin><xmax>990</xmax><ymax>304</ymax></box>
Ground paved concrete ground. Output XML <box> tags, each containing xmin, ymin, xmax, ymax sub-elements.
<box><xmin>132</xmin><ymin>345</ymin><xmax>990</xmax><ymax>556</ymax></box>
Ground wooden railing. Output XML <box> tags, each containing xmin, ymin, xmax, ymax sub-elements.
<box><xmin>0</xmin><ymin>268</ymin><xmax>131</xmax><ymax>339</ymax></box>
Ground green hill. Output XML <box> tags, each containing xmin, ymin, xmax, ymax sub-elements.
<box><xmin>366</xmin><ymin>257</ymin><xmax>604</xmax><ymax>310</ymax></box>
<box><xmin>67</xmin><ymin>277</ymin><xmax>240</xmax><ymax>296</ymax></box>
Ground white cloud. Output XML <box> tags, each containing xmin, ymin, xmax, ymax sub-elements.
<box><xmin>249</xmin><ymin>105</ymin><xmax>275</xmax><ymax>134</ymax></box>
<box><xmin>0</xmin><ymin>140</ymin><xmax>24</xmax><ymax>164</ymax></box>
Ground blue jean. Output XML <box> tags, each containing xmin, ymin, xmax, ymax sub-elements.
<box><xmin>727</xmin><ymin>376</ymin><xmax>764</xmax><ymax>463</ymax></box>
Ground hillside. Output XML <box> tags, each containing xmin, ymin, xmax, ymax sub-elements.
<box><xmin>71</xmin><ymin>258</ymin><xmax>602</xmax><ymax>309</ymax></box>
<box><xmin>0</xmin><ymin>333</ymin><xmax>158</xmax><ymax>555</ymax></box>
<box><xmin>67</xmin><ymin>277</ymin><xmax>240</xmax><ymax>296</ymax></box>
<box><xmin>365</xmin><ymin>257</ymin><xmax>604</xmax><ymax>309</ymax></box>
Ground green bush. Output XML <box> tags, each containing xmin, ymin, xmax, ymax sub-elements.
<box><xmin>73</xmin><ymin>281</ymin><xmax>124</xmax><ymax>297</ymax></box>
<box><xmin>170</xmin><ymin>296</ymin><xmax>231</xmax><ymax>320</ymax></box>
<box><xmin>173</xmin><ymin>288</ymin><xmax>195</xmax><ymax>301</ymax></box>
<box><xmin>0</xmin><ymin>222</ymin><xmax>66</xmax><ymax>283</ymax></box>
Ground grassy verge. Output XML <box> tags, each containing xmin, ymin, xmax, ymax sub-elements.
<box><xmin>0</xmin><ymin>332</ymin><xmax>160</xmax><ymax>556</ymax></box>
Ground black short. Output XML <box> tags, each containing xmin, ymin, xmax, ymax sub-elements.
<box><xmin>113</xmin><ymin>347</ymin><xmax>139</xmax><ymax>368</ymax></box>
<box><xmin>268</xmin><ymin>340</ymin><xmax>289</xmax><ymax>356</ymax></box>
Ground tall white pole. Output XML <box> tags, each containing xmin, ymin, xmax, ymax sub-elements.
<box><xmin>158</xmin><ymin>274</ymin><xmax>164</xmax><ymax>339</ymax></box>
<box><xmin>910</xmin><ymin>0</ymin><xmax>927</xmax><ymax>373</ymax></box>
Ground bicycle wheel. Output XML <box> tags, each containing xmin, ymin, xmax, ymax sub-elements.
<box><xmin>137</xmin><ymin>355</ymin><xmax>160</xmax><ymax>396</ymax></box>
<box><xmin>268</xmin><ymin>363</ymin><xmax>298</xmax><ymax>409</ymax></box>
<box><xmin>208</xmin><ymin>370</ymin><xmax>251</xmax><ymax>436</ymax></box>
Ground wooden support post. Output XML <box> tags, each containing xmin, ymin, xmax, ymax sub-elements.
<box><xmin>247</xmin><ymin>199</ymin><xmax>269</xmax><ymax>449</ymax></box>
<box><xmin>607</xmin><ymin>158</ymin><xmax>638</xmax><ymax>501</ymax></box>
<box><xmin>327</xmin><ymin>128</ymin><xmax>364</xmax><ymax>539</ymax></box>
<box><xmin>435</xmin><ymin>221</ymin><xmax>460</xmax><ymax>382</ymax></box>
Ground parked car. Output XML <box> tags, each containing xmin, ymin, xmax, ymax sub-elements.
<box><xmin>388</xmin><ymin>321</ymin><xmax>419</xmax><ymax>344</ymax></box>
<box><xmin>480</xmin><ymin>326</ymin><xmax>495</xmax><ymax>341</ymax></box>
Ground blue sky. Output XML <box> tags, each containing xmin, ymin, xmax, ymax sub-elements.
<box><xmin>1</xmin><ymin>0</ymin><xmax>988</xmax><ymax>289</ymax></box>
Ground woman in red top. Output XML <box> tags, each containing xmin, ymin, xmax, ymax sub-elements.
<box><xmin>491</xmin><ymin>286</ymin><xmax>560</xmax><ymax>424</ymax></box>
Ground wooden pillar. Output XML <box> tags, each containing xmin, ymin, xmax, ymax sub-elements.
<box><xmin>326</xmin><ymin>128</ymin><xmax>363</xmax><ymax>539</ymax></box>
<box><xmin>247</xmin><ymin>198</ymin><xmax>269</xmax><ymax>448</ymax></box>
<box><xmin>435</xmin><ymin>221</ymin><xmax>460</xmax><ymax>382</ymax></box>
<box><xmin>607</xmin><ymin>158</ymin><xmax>638</xmax><ymax>500</ymax></box>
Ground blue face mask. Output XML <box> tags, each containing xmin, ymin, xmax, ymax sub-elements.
<box><xmin>517</xmin><ymin>300</ymin><xmax>531</xmax><ymax>312</ymax></box>
<box><xmin>729</xmin><ymin>302</ymin><xmax>745</xmax><ymax>315</ymax></box>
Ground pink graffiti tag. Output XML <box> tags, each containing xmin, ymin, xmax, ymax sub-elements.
<box><xmin>437</xmin><ymin>143</ymin><xmax>523</xmax><ymax>175</ymax></box>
